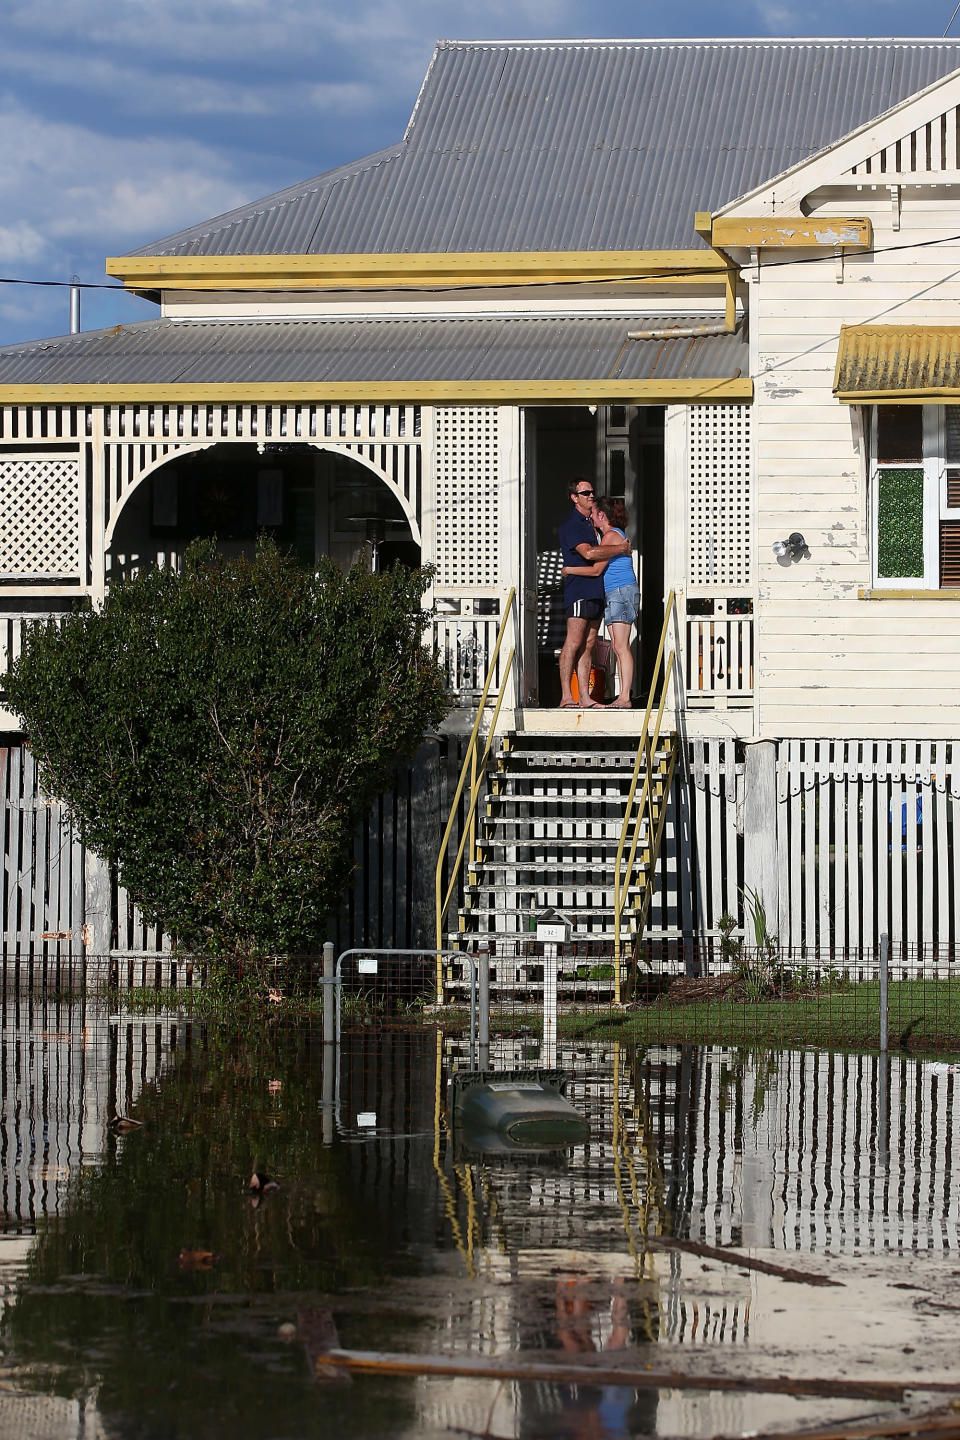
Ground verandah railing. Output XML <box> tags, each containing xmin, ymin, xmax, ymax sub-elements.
<box><xmin>434</xmin><ymin>588</ymin><xmax>518</xmax><ymax>976</ymax></box>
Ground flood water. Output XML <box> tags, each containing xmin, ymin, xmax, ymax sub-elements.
<box><xmin>1</xmin><ymin>999</ymin><xmax>959</xmax><ymax>1439</ymax></box>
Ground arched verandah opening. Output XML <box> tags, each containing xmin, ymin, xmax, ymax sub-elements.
<box><xmin>106</xmin><ymin>442</ymin><xmax>420</xmax><ymax>581</ymax></box>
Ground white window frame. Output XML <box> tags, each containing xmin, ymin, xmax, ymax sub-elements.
<box><xmin>871</xmin><ymin>404</ymin><xmax>960</xmax><ymax>590</ymax></box>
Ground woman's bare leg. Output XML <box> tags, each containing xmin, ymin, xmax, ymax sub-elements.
<box><xmin>609</xmin><ymin>621</ymin><xmax>633</xmax><ymax>706</ymax></box>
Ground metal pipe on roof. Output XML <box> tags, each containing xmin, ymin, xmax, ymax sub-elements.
<box><xmin>626</xmin><ymin>322</ymin><xmax>731</xmax><ymax>341</ymax></box>
<box><xmin>69</xmin><ymin>277</ymin><xmax>81</xmax><ymax>335</ymax></box>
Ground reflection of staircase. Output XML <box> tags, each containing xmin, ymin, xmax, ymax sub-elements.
<box><xmin>446</xmin><ymin>731</ymin><xmax>678</xmax><ymax>961</ymax></box>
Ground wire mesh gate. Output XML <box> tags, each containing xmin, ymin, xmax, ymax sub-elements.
<box><xmin>333</xmin><ymin>948</ymin><xmax>478</xmax><ymax>1062</ymax></box>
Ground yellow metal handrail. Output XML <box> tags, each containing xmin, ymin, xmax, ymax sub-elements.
<box><xmin>434</xmin><ymin>589</ymin><xmax>517</xmax><ymax>984</ymax></box>
<box><xmin>613</xmin><ymin>590</ymin><xmax>677</xmax><ymax>992</ymax></box>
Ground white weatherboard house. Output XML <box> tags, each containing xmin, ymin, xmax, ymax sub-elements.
<box><xmin>2</xmin><ymin>38</ymin><xmax>960</xmax><ymax>972</ymax></box>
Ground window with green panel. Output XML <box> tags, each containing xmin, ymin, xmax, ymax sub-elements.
<box><xmin>876</xmin><ymin>467</ymin><xmax>924</xmax><ymax>578</ymax></box>
<box><xmin>872</xmin><ymin>405</ymin><xmax>960</xmax><ymax>588</ymax></box>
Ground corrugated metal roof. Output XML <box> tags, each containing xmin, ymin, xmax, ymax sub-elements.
<box><xmin>834</xmin><ymin>324</ymin><xmax>960</xmax><ymax>398</ymax></box>
<box><xmin>0</xmin><ymin>314</ymin><xmax>747</xmax><ymax>388</ymax></box>
<box><xmin>130</xmin><ymin>40</ymin><xmax>960</xmax><ymax>259</ymax></box>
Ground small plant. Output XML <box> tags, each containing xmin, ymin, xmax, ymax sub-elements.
<box><xmin>718</xmin><ymin>911</ymin><xmax>740</xmax><ymax>964</ymax></box>
<box><xmin>730</xmin><ymin>886</ymin><xmax>779</xmax><ymax>1001</ymax></box>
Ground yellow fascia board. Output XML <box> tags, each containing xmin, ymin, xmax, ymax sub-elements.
<box><xmin>105</xmin><ymin>249</ymin><xmax>731</xmax><ymax>291</ymax></box>
<box><xmin>837</xmin><ymin>388</ymin><xmax>960</xmax><ymax>404</ymax></box>
<box><xmin>0</xmin><ymin>378</ymin><xmax>753</xmax><ymax>405</ymax></box>
<box><xmin>693</xmin><ymin>211</ymin><xmax>714</xmax><ymax>242</ymax></box>
<box><xmin>712</xmin><ymin>217</ymin><xmax>872</xmax><ymax>250</ymax></box>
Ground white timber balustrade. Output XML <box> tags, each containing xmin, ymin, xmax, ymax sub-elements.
<box><xmin>685</xmin><ymin>605</ymin><xmax>755</xmax><ymax>707</ymax></box>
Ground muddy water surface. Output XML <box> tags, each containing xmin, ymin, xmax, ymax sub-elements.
<box><xmin>1</xmin><ymin>1002</ymin><xmax>959</xmax><ymax>1438</ymax></box>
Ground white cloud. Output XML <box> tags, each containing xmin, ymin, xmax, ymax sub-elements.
<box><xmin>0</xmin><ymin>221</ymin><xmax>50</xmax><ymax>265</ymax></box>
<box><xmin>0</xmin><ymin>100</ymin><xmax>252</xmax><ymax>246</ymax></box>
<box><xmin>0</xmin><ymin>46</ymin><xmax>273</xmax><ymax>117</ymax></box>
<box><xmin>7</xmin><ymin>0</ymin><xmax>579</xmax><ymax>62</ymax></box>
<box><xmin>55</xmin><ymin>173</ymin><xmax>251</xmax><ymax>243</ymax></box>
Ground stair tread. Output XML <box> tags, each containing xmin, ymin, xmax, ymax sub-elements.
<box><xmin>496</xmin><ymin>757</ymin><xmax>672</xmax><ymax>773</ymax></box>
<box><xmin>448</xmin><ymin>727</ymin><xmax>676</xmax><ymax>943</ymax></box>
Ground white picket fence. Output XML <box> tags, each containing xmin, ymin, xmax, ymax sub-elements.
<box><xmin>3</xmin><ymin>737</ymin><xmax>960</xmax><ymax>963</ymax></box>
<box><xmin>776</xmin><ymin>740</ymin><xmax>960</xmax><ymax>953</ymax></box>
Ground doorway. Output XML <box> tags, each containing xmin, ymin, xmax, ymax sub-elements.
<box><xmin>525</xmin><ymin>406</ymin><xmax>664</xmax><ymax>707</ymax></box>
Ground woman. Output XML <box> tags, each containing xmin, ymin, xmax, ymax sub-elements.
<box><xmin>562</xmin><ymin>496</ymin><xmax>639</xmax><ymax>708</ymax></box>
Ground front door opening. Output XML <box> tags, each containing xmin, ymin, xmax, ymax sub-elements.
<box><xmin>527</xmin><ymin>406</ymin><xmax>664</xmax><ymax>707</ymax></box>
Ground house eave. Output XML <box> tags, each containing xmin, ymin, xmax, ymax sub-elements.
<box><xmin>105</xmin><ymin>250</ymin><xmax>732</xmax><ymax>294</ymax></box>
<box><xmin>0</xmin><ymin>378</ymin><xmax>754</xmax><ymax>405</ymax></box>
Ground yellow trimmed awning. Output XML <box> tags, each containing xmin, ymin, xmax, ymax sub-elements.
<box><xmin>834</xmin><ymin>324</ymin><xmax>960</xmax><ymax>402</ymax></box>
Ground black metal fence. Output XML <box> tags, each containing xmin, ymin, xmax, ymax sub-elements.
<box><xmin>3</xmin><ymin>938</ymin><xmax>958</xmax><ymax>1060</ymax></box>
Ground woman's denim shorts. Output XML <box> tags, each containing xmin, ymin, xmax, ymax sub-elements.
<box><xmin>605</xmin><ymin>583</ymin><xmax>640</xmax><ymax>626</ymax></box>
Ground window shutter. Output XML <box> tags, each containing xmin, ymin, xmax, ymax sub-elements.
<box><xmin>940</xmin><ymin>519</ymin><xmax>960</xmax><ymax>586</ymax></box>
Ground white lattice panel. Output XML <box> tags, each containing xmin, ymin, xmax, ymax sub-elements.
<box><xmin>0</xmin><ymin>455</ymin><xmax>80</xmax><ymax>576</ymax></box>
<box><xmin>687</xmin><ymin>405</ymin><xmax>752</xmax><ymax>590</ymax></box>
<box><xmin>433</xmin><ymin>408</ymin><xmax>501</xmax><ymax>591</ymax></box>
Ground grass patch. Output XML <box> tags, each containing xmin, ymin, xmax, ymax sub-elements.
<box><xmin>552</xmin><ymin>980</ymin><xmax>960</xmax><ymax>1055</ymax></box>
<box><xmin>115</xmin><ymin>979</ymin><xmax>960</xmax><ymax>1058</ymax></box>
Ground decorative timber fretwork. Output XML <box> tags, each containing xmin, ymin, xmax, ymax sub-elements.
<box><xmin>97</xmin><ymin>400</ymin><xmax>424</xmax><ymax>547</ymax></box>
<box><xmin>98</xmin><ymin>401</ymin><xmax>421</xmax><ymax>444</ymax></box>
<box><xmin>848</xmin><ymin>104</ymin><xmax>960</xmax><ymax>178</ymax></box>
<box><xmin>0</xmin><ymin>406</ymin><xmax>86</xmax><ymax>443</ymax></box>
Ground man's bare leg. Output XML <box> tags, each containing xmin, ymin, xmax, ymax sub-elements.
<box><xmin>575</xmin><ymin>620</ymin><xmax>604</xmax><ymax>708</ymax></box>
<box><xmin>559</xmin><ymin>616</ymin><xmax>588</xmax><ymax>706</ymax></box>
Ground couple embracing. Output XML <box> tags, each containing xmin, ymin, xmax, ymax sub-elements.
<box><xmin>557</xmin><ymin>477</ymin><xmax>639</xmax><ymax>709</ymax></box>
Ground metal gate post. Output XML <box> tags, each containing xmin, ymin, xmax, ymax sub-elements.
<box><xmin>543</xmin><ymin>942</ymin><xmax>558</xmax><ymax>1068</ymax></box>
<box><xmin>478</xmin><ymin>942</ymin><xmax>491</xmax><ymax>1070</ymax></box>
<box><xmin>879</xmin><ymin>932</ymin><xmax>889</xmax><ymax>1054</ymax></box>
<box><xmin>322</xmin><ymin>941</ymin><xmax>336</xmax><ymax>1046</ymax></box>
<box><xmin>322</xmin><ymin>940</ymin><xmax>336</xmax><ymax>1145</ymax></box>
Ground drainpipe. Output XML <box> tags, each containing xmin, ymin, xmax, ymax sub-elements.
<box><xmin>626</xmin><ymin>321</ymin><xmax>733</xmax><ymax>341</ymax></box>
<box><xmin>69</xmin><ymin>275</ymin><xmax>81</xmax><ymax>334</ymax></box>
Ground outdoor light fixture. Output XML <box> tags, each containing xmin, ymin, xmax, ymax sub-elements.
<box><xmin>772</xmin><ymin>532</ymin><xmax>807</xmax><ymax>561</ymax></box>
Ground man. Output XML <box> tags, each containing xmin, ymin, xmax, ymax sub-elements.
<box><xmin>557</xmin><ymin>478</ymin><xmax>629</xmax><ymax>708</ymax></box>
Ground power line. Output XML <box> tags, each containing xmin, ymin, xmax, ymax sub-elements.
<box><xmin>0</xmin><ymin>275</ymin><xmax>126</xmax><ymax>291</ymax></box>
<box><xmin>2</xmin><ymin>226</ymin><xmax>960</xmax><ymax>300</ymax></box>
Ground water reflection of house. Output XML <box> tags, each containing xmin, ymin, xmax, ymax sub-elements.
<box><xmin>0</xmin><ymin>999</ymin><xmax>176</xmax><ymax>1227</ymax></box>
<box><xmin>4</xmin><ymin>41</ymin><xmax>960</xmax><ymax>962</ymax></box>
<box><xmin>440</xmin><ymin>1038</ymin><xmax>960</xmax><ymax>1258</ymax></box>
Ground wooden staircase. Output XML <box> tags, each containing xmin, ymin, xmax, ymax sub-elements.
<box><xmin>435</xmin><ymin>590</ymin><xmax>680</xmax><ymax>1001</ymax></box>
<box><xmin>445</xmin><ymin>729</ymin><xmax>679</xmax><ymax>992</ymax></box>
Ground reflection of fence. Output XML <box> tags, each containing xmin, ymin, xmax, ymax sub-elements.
<box><xmin>684</xmin><ymin>613</ymin><xmax>754</xmax><ymax>707</ymax></box>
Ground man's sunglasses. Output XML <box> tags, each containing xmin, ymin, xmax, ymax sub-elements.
<box><xmin>576</xmin><ymin>488</ymin><xmax>595</xmax><ymax>497</ymax></box>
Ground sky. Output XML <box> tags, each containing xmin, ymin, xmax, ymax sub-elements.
<box><xmin>0</xmin><ymin>0</ymin><xmax>953</xmax><ymax>347</ymax></box>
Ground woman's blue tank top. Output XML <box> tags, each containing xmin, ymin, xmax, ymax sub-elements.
<box><xmin>604</xmin><ymin>527</ymin><xmax>636</xmax><ymax>593</ymax></box>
